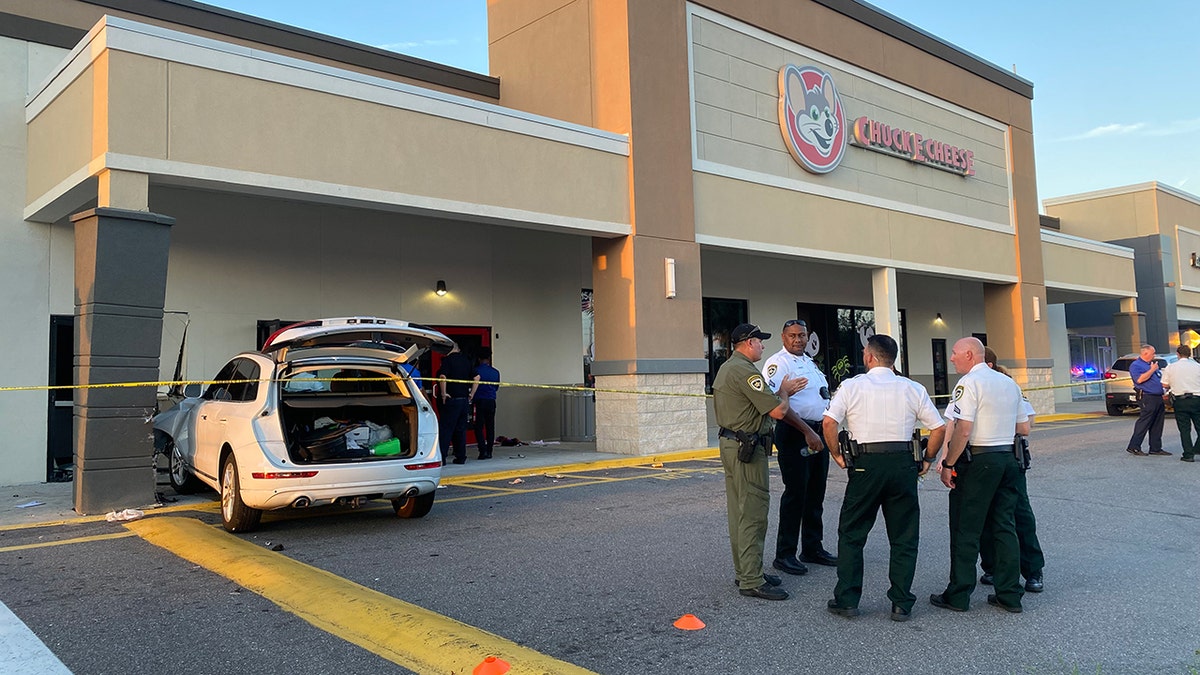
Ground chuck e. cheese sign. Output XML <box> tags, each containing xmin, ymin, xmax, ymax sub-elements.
<box><xmin>778</xmin><ymin>64</ymin><xmax>975</xmax><ymax>177</ymax></box>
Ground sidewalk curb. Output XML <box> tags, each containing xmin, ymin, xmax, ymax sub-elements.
<box><xmin>440</xmin><ymin>448</ymin><xmax>720</xmax><ymax>485</ymax></box>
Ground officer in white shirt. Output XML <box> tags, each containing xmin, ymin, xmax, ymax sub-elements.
<box><xmin>762</xmin><ymin>319</ymin><xmax>834</xmax><ymax>575</ymax></box>
<box><xmin>973</xmin><ymin>348</ymin><xmax>1045</xmax><ymax>594</ymax></box>
<box><xmin>1162</xmin><ymin>344</ymin><xmax>1200</xmax><ymax>462</ymax></box>
<box><xmin>821</xmin><ymin>334</ymin><xmax>945</xmax><ymax>621</ymax></box>
<box><xmin>930</xmin><ymin>337</ymin><xmax>1030</xmax><ymax>614</ymax></box>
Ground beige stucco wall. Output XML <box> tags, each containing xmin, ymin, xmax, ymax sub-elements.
<box><xmin>1041</xmin><ymin>240</ymin><xmax>1136</xmax><ymax>296</ymax></box>
<box><xmin>690</xmin><ymin>13</ymin><xmax>1011</xmax><ymax>229</ymax></box>
<box><xmin>27</xmin><ymin>28</ymin><xmax>631</xmax><ymax>231</ymax></box>
<box><xmin>693</xmin><ymin>172</ymin><xmax>1017</xmax><ymax>279</ymax></box>
<box><xmin>1045</xmin><ymin>189</ymin><xmax>1160</xmax><ymax>241</ymax></box>
<box><xmin>1</xmin><ymin>35</ymin><xmax>71</xmax><ymax>484</ymax></box>
<box><xmin>25</xmin><ymin>62</ymin><xmax>95</xmax><ymax>205</ymax></box>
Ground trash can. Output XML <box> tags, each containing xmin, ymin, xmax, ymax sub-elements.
<box><xmin>560</xmin><ymin>387</ymin><xmax>596</xmax><ymax>442</ymax></box>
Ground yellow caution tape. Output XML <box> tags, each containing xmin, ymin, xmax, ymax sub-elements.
<box><xmin>0</xmin><ymin>377</ymin><xmax>709</xmax><ymax>398</ymax></box>
<box><xmin>1</xmin><ymin>374</ymin><xmax>1129</xmax><ymax>404</ymax></box>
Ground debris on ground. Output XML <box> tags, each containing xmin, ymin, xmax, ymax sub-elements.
<box><xmin>104</xmin><ymin>508</ymin><xmax>145</xmax><ymax>522</ymax></box>
<box><xmin>508</xmin><ymin>478</ymin><xmax>524</xmax><ymax>485</ymax></box>
<box><xmin>650</xmin><ymin>462</ymin><xmax>664</xmax><ymax>468</ymax></box>
<box><xmin>15</xmin><ymin>501</ymin><xmax>45</xmax><ymax>509</ymax></box>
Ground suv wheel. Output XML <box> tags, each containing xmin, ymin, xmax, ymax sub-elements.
<box><xmin>1107</xmin><ymin>405</ymin><xmax>1124</xmax><ymax>416</ymax></box>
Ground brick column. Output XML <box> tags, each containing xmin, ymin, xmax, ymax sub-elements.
<box><xmin>71</xmin><ymin>207</ymin><xmax>173</xmax><ymax>515</ymax></box>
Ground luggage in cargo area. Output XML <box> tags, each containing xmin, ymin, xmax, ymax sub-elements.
<box><xmin>282</xmin><ymin>400</ymin><xmax>417</xmax><ymax>464</ymax></box>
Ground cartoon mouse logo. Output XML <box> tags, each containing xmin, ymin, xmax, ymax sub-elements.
<box><xmin>778</xmin><ymin>64</ymin><xmax>847</xmax><ymax>174</ymax></box>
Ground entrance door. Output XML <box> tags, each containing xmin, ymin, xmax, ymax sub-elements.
<box><xmin>428</xmin><ymin>326</ymin><xmax>492</xmax><ymax>445</ymax></box>
<box><xmin>47</xmin><ymin>315</ymin><xmax>74</xmax><ymax>482</ymax></box>
<box><xmin>931</xmin><ymin>339</ymin><xmax>948</xmax><ymax>398</ymax></box>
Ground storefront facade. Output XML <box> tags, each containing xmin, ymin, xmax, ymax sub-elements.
<box><xmin>2</xmin><ymin>0</ymin><xmax>1137</xmax><ymax>508</ymax></box>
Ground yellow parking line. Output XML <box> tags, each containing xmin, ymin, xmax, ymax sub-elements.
<box><xmin>126</xmin><ymin>517</ymin><xmax>597</xmax><ymax>675</ymax></box>
<box><xmin>0</xmin><ymin>531</ymin><xmax>136</xmax><ymax>553</ymax></box>
<box><xmin>0</xmin><ymin>500</ymin><xmax>219</xmax><ymax>533</ymax></box>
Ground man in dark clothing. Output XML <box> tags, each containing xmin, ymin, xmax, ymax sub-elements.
<box><xmin>470</xmin><ymin>348</ymin><xmax>500</xmax><ymax>459</ymax></box>
<box><xmin>437</xmin><ymin>343</ymin><xmax>474</xmax><ymax>464</ymax></box>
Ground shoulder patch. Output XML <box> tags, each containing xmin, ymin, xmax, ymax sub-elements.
<box><xmin>952</xmin><ymin>384</ymin><xmax>965</xmax><ymax>402</ymax></box>
<box><xmin>747</xmin><ymin>374</ymin><xmax>765</xmax><ymax>392</ymax></box>
<box><xmin>953</xmin><ymin>404</ymin><xmax>962</xmax><ymax>415</ymax></box>
<box><xmin>766</xmin><ymin>364</ymin><xmax>778</xmax><ymax>378</ymax></box>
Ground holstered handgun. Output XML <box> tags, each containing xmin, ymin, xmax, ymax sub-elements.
<box><xmin>1015</xmin><ymin>434</ymin><xmax>1031</xmax><ymax>471</ymax></box>
<box><xmin>838</xmin><ymin>429</ymin><xmax>857</xmax><ymax>470</ymax></box>
<box><xmin>735</xmin><ymin>430</ymin><xmax>761</xmax><ymax>463</ymax></box>
<box><xmin>911</xmin><ymin>429</ymin><xmax>925</xmax><ymax>465</ymax></box>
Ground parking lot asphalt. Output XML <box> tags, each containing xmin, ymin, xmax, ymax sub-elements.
<box><xmin>4</xmin><ymin>400</ymin><xmax>1199</xmax><ymax>674</ymax></box>
<box><xmin>1</xmin><ymin>402</ymin><xmax>1108</xmax><ymax>529</ymax></box>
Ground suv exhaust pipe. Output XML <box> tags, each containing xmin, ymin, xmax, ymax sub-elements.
<box><xmin>292</xmin><ymin>497</ymin><xmax>311</xmax><ymax>508</ymax></box>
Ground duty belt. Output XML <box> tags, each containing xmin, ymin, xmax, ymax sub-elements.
<box><xmin>856</xmin><ymin>441</ymin><xmax>911</xmax><ymax>454</ymax></box>
<box><xmin>967</xmin><ymin>444</ymin><xmax>1014</xmax><ymax>454</ymax></box>
<box><xmin>718</xmin><ymin>427</ymin><xmax>752</xmax><ymax>441</ymax></box>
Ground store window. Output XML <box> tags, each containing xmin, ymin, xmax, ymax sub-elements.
<box><xmin>1068</xmin><ymin>334</ymin><xmax>1113</xmax><ymax>401</ymax></box>
<box><xmin>796</xmin><ymin>303</ymin><xmax>908</xmax><ymax>390</ymax></box>
<box><xmin>582</xmin><ymin>289</ymin><xmax>595</xmax><ymax>386</ymax></box>
<box><xmin>702</xmin><ymin>297</ymin><xmax>748</xmax><ymax>392</ymax></box>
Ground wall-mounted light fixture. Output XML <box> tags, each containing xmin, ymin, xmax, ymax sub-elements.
<box><xmin>435</xmin><ymin>280</ymin><xmax>447</xmax><ymax>297</ymax></box>
<box><xmin>665</xmin><ymin>258</ymin><xmax>677</xmax><ymax>299</ymax></box>
<box><xmin>1192</xmin><ymin>252</ymin><xmax>1199</xmax><ymax>268</ymax></box>
<box><xmin>1032</xmin><ymin>295</ymin><xmax>1041</xmax><ymax>322</ymax></box>
<box><xmin>934</xmin><ymin>312</ymin><xmax>944</xmax><ymax>324</ymax></box>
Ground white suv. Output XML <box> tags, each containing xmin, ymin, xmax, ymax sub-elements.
<box><xmin>153</xmin><ymin>317</ymin><xmax>453</xmax><ymax>532</ymax></box>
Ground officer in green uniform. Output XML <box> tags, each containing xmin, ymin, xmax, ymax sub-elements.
<box><xmin>713</xmin><ymin>323</ymin><xmax>807</xmax><ymax>601</ymax></box>
<box><xmin>931</xmin><ymin>337</ymin><xmax>1030</xmax><ymax>614</ymax></box>
<box><xmin>821</xmin><ymin>334</ymin><xmax>946</xmax><ymax>621</ymax></box>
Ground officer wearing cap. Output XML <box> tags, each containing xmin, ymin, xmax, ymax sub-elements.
<box><xmin>713</xmin><ymin>323</ymin><xmax>808</xmax><ymax>600</ymax></box>
<box><xmin>930</xmin><ymin>337</ymin><xmax>1029</xmax><ymax>614</ymax></box>
<box><xmin>821</xmin><ymin>334</ymin><xmax>945</xmax><ymax>621</ymax></box>
<box><xmin>762</xmin><ymin>319</ymin><xmax>836</xmax><ymax>576</ymax></box>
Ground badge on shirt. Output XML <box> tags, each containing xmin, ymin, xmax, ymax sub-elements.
<box><xmin>766</xmin><ymin>364</ymin><xmax>778</xmax><ymax>378</ymax></box>
<box><xmin>953</xmin><ymin>384</ymin><xmax>964</xmax><ymax>402</ymax></box>
<box><xmin>748</xmin><ymin>374</ymin><xmax>765</xmax><ymax>392</ymax></box>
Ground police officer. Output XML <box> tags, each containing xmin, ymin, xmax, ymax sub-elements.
<box><xmin>975</xmin><ymin>347</ymin><xmax>1045</xmax><ymax>593</ymax></box>
<box><xmin>762</xmin><ymin>319</ymin><xmax>836</xmax><ymax>576</ymax></box>
<box><xmin>1161</xmin><ymin>344</ymin><xmax>1200</xmax><ymax>463</ymax></box>
<box><xmin>713</xmin><ymin>323</ymin><xmax>808</xmax><ymax>600</ymax></box>
<box><xmin>930</xmin><ymin>337</ymin><xmax>1029</xmax><ymax>614</ymax></box>
<box><xmin>821</xmin><ymin>334</ymin><xmax>946</xmax><ymax>620</ymax></box>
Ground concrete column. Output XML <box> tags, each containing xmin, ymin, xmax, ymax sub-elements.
<box><xmin>872</xmin><ymin>267</ymin><xmax>901</xmax><ymax>365</ymax></box>
<box><xmin>1113</xmin><ymin>311</ymin><xmax>1147</xmax><ymax>357</ymax></box>
<box><xmin>71</xmin><ymin>207</ymin><xmax>173</xmax><ymax>515</ymax></box>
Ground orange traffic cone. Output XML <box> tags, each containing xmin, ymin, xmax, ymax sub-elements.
<box><xmin>673</xmin><ymin>613</ymin><xmax>706</xmax><ymax>630</ymax></box>
<box><xmin>473</xmin><ymin>655</ymin><xmax>511</xmax><ymax>675</ymax></box>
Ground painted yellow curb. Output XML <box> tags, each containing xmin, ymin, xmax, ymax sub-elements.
<box><xmin>126</xmin><ymin>517</ymin><xmax>597</xmax><ymax>675</ymax></box>
<box><xmin>440</xmin><ymin>448</ymin><xmax>720</xmax><ymax>485</ymax></box>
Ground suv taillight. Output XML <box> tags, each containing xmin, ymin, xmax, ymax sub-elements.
<box><xmin>1103</xmin><ymin>371</ymin><xmax>1117</xmax><ymax>379</ymax></box>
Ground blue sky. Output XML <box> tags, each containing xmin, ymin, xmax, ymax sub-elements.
<box><xmin>204</xmin><ymin>0</ymin><xmax>1199</xmax><ymax>205</ymax></box>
